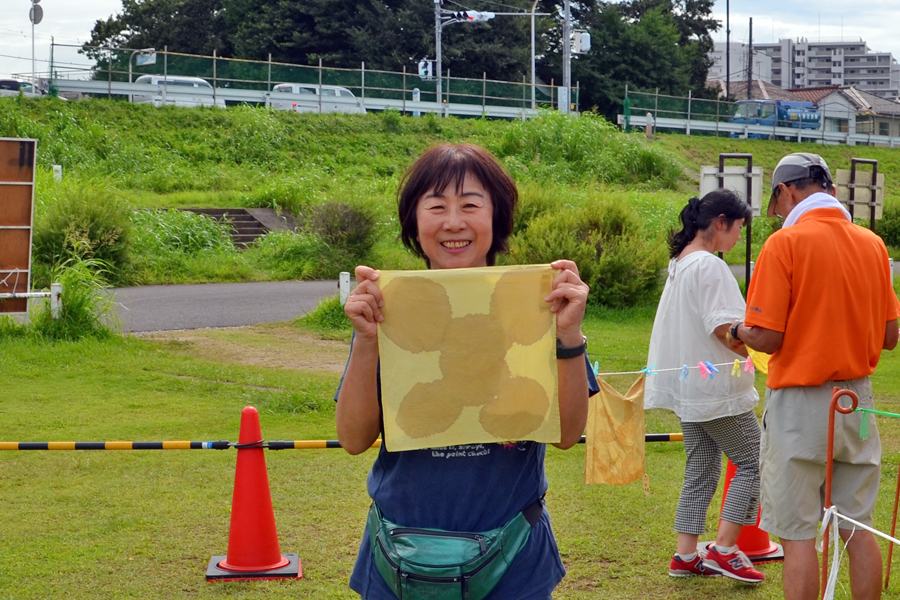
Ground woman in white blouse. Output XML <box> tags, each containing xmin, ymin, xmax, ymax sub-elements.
<box><xmin>646</xmin><ymin>190</ymin><xmax>765</xmax><ymax>583</ymax></box>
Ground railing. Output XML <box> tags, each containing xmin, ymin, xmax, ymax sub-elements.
<box><xmin>622</xmin><ymin>88</ymin><xmax>900</xmax><ymax>146</ymax></box>
<box><xmin>24</xmin><ymin>43</ymin><xmax>580</xmax><ymax>118</ymax></box>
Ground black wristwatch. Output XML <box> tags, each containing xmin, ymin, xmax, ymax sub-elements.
<box><xmin>557</xmin><ymin>335</ymin><xmax>588</xmax><ymax>359</ymax></box>
<box><xmin>730</xmin><ymin>321</ymin><xmax>743</xmax><ymax>342</ymax></box>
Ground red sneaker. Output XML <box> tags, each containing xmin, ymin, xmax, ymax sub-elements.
<box><xmin>702</xmin><ymin>546</ymin><xmax>765</xmax><ymax>583</ymax></box>
<box><xmin>668</xmin><ymin>554</ymin><xmax>718</xmax><ymax>577</ymax></box>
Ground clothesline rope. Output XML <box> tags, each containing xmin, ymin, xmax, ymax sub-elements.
<box><xmin>593</xmin><ymin>360</ymin><xmax>748</xmax><ymax>377</ymax></box>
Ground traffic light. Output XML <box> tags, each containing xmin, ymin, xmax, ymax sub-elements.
<box><xmin>418</xmin><ymin>59</ymin><xmax>433</xmax><ymax>79</ymax></box>
<box><xmin>451</xmin><ymin>10</ymin><xmax>495</xmax><ymax>22</ymax></box>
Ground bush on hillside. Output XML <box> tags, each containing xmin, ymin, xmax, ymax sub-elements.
<box><xmin>250</xmin><ymin>230</ymin><xmax>333</xmax><ymax>280</ymax></box>
<box><xmin>876</xmin><ymin>204</ymin><xmax>900</xmax><ymax>247</ymax></box>
<box><xmin>508</xmin><ymin>199</ymin><xmax>666</xmax><ymax>308</ymax></box>
<box><xmin>307</xmin><ymin>201</ymin><xmax>375</xmax><ymax>261</ymax></box>
<box><xmin>32</xmin><ymin>182</ymin><xmax>132</xmax><ymax>283</ymax></box>
<box><xmin>498</xmin><ymin>111</ymin><xmax>682</xmax><ymax>188</ymax></box>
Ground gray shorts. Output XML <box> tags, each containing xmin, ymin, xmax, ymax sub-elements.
<box><xmin>759</xmin><ymin>377</ymin><xmax>881</xmax><ymax>541</ymax></box>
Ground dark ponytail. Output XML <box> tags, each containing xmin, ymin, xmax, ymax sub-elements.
<box><xmin>667</xmin><ymin>189</ymin><xmax>752</xmax><ymax>258</ymax></box>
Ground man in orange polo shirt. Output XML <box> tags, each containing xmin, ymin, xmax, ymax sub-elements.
<box><xmin>731</xmin><ymin>153</ymin><xmax>899</xmax><ymax>600</ymax></box>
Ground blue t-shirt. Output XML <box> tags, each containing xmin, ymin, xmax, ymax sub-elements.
<box><xmin>335</xmin><ymin>336</ymin><xmax>600</xmax><ymax>600</ymax></box>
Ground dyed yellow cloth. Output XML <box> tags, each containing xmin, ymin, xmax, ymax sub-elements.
<box><xmin>585</xmin><ymin>376</ymin><xmax>646</xmax><ymax>485</ymax></box>
<box><xmin>748</xmin><ymin>348</ymin><xmax>770</xmax><ymax>375</ymax></box>
<box><xmin>376</xmin><ymin>265</ymin><xmax>559</xmax><ymax>452</ymax></box>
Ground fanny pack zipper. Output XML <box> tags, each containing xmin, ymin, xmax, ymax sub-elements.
<box><xmin>389</xmin><ymin>527</ymin><xmax>488</xmax><ymax>554</ymax></box>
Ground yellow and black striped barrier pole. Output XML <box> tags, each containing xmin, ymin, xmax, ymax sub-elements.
<box><xmin>0</xmin><ymin>441</ymin><xmax>232</xmax><ymax>450</ymax></box>
<box><xmin>0</xmin><ymin>434</ymin><xmax>683</xmax><ymax>451</ymax></box>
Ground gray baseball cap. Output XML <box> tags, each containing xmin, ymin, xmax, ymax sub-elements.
<box><xmin>767</xmin><ymin>153</ymin><xmax>833</xmax><ymax>217</ymax></box>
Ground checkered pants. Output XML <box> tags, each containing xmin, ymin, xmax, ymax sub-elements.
<box><xmin>674</xmin><ymin>410</ymin><xmax>761</xmax><ymax>535</ymax></box>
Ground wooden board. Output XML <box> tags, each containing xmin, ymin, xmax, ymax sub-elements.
<box><xmin>0</xmin><ymin>229</ymin><xmax>31</xmax><ymax>270</ymax></box>
<box><xmin>0</xmin><ymin>184</ymin><xmax>34</xmax><ymax>226</ymax></box>
<box><xmin>0</xmin><ymin>140</ymin><xmax>35</xmax><ymax>183</ymax></box>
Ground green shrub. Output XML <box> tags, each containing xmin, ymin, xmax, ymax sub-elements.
<box><xmin>32</xmin><ymin>181</ymin><xmax>132</xmax><ymax>283</ymax></box>
<box><xmin>294</xmin><ymin>295</ymin><xmax>351</xmax><ymax>341</ymax></box>
<box><xmin>307</xmin><ymin>202</ymin><xmax>375</xmax><ymax>260</ymax></box>
<box><xmin>508</xmin><ymin>198</ymin><xmax>666</xmax><ymax>308</ymax></box>
<box><xmin>381</xmin><ymin>109</ymin><xmax>403</xmax><ymax>134</ymax></box>
<box><xmin>876</xmin><ymin>204</ymin><xmax>900</xmax><ymax>247</ymax></box>
<box><xmin>249</xmin><ymin>230</ymin><xmax>330</xmax><ymax>279</ymax></box>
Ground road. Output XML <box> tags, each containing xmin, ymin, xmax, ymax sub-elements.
<box><xmin>110</xmin><ymin>280</ymin><xmax>339</xmax><ymax>332</ymax></box>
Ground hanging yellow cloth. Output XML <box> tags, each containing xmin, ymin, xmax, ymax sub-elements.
<box><xmin>748</xmin><ymin>348</ymin><xmax>770</xmax><ymax>375</ymax></box>
<box><xmin>584</xmin><ymin>375</ymin><xmax>645</xmax><ymax>485</ymax></box>
<box><xmin>376</xmin><ymin>265</ymin><xmax>559</xmax><ymax>452</ymax></box>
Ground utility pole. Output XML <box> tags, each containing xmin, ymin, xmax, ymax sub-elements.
<box><xmin>435</xmin><ymin>0</ymin><xmax>442</xmax><ymax>107</ymax></box>
<box><xmin>725</xmin><ymin>0</ymin><xmax>730</xmax><ymax>99</ymax></box>
<box><xmin>531</xmin><ymin>0</ymin><xmax>538</xmax><ymax>109</ymax></box>
<box><xmin>561</xmin><ymin>0</ymin><xmax>571</xmax><ymax>113</ymax></box>
<box><xmin>747</xmin><ymin>18</ymin><xmax>753</xmax><ymax>101</ymax></box>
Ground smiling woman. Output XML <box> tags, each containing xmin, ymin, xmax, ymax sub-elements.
<box><xmin>333</xmin><ymin>143</ymin><xmax>600</xmax><ymax>600</ymax></box>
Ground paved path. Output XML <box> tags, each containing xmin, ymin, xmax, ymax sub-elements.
<box><xmin>110</xmin><ymin>280</ymin><xmax>339</xmax><ymax>332</ymax></box>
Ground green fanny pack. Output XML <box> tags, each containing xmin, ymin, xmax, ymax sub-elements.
<box><xmin>367</xmin><ymin>499</ymin><xmax>542</xmax><ymax>600</ymax></box>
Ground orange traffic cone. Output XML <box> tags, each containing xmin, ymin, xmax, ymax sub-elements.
<box><xmin>206</xmin><ymin>406</ymin><xmax>302</xmax><ymax>581</ymax></box>
<box><xmin>699</xmin><ymin>459</ymin><xmax>783</xmax><ymax>564</ymax></box>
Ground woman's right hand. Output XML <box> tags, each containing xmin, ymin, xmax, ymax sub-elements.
<box><xmin>344</xmin><ymin>265</ymin><xmax>384</xmax><ymax>340</ymax></box>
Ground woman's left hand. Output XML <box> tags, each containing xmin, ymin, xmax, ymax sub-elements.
<box><xmin>546</xmin><ymin>259</ymin><xmax>589</xmax><ymax>346</ymax></box>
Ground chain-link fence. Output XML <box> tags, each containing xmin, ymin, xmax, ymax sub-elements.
<box><xmin>626</xmin><ymin>89</ymin><xmax>735</xmax><ymax>128</ymax></box>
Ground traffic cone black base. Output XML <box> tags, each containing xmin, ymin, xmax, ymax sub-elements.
<box><xmin>206</xmin><ymin>553</ymin><xmax>302</xmax><ymax>582</ymax></box>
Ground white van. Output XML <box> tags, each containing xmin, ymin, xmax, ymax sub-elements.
<box><xmin>132</xmin><ymin>75</ymin><xmax>226</xmax><ymax>108</ymax></box>
<box><xmin>269</xmin><ymin>83</ymin><xmax>365</xmax><ymax>114</ymax></box>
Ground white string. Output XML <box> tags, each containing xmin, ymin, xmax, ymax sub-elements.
<box><xmin>818</xmin><ymin>507</ymin><xmax>898</xmax><ymax>600</ymax></box>
<box><xmin>594</xmin><ymin>360</ymin><xmax>747</xmax><ymax>377</ymax></box>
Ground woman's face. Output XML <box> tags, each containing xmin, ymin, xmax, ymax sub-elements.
<box><xmin>415</xmin><ymin>172</ymin><xmax>494</xmax><ymax>270</ymax></box>
<box><xmin>716</xmin><ymin>218</ymin><xmax>744</xmax><ymax>253</ymax></box>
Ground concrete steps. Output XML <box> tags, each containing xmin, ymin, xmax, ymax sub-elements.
<box><xmin>181</xmin><ymin>208</ymin><xmax>297</xmax><ymax>248</ymax></box>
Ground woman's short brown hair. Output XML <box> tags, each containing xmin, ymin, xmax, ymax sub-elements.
<box><xmin>398</xmin><ymin>143</ymin><xmax>518</xmax><ymax>267</ymax></box>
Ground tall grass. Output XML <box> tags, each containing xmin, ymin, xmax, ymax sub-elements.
<box><xmin>128</xmin><ymin>209</ymin><xmax>251</xmax><ymax>284</ymax></box>
<box><xmin>0</xmin><ymin>257</ymin><xmax>120</xmax><ymax>341</ymax></box>
<box><xmin>498</xmin><ymin>111</ymin><xmax>683</xmax><ymax>188</ymax></box>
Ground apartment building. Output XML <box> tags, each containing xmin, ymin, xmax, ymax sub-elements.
<box><xmin>750</xmin><ymin>38</ymin><xmax>900</xmax><ymax>99</ymax></box>
<box><xmin>710</xmin><ymin>42</ymin><xmax>773</xmax><ymax>84</ymax></box>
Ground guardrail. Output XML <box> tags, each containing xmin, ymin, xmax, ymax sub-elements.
<box><xmin>51</xmin><ymin>79</ymin><xmax>539</xmax><ymax>120</ymax></box>
<box><xmin>625</xmin><ymin>112</ymin><xmax>900</xmax><ymax>146</ymax></box>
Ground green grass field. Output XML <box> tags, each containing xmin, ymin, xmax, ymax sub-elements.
<box><xmin>4</xmin><ymin>311</ymin><xmax>900</xmax><ymax>599</ymax></box>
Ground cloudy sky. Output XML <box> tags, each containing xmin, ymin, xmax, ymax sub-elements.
<box><xmin>1</xmin><ymin>0</ymin><xmax>900</xmax><ymax>81</ymax></box>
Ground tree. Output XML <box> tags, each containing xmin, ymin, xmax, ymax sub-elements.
<box><xmin>85</xmin><ymin>0</ymin><xmax>546</xmax><ymax>85</ymax></box>
<box><xmin>87</xmin><ymin>0</ymin><xmax>231</xmax><ymax>56</ymax></box>
<box><xmin>537</xmin><ymin>0</ymin><xmax>720</xmax><ymax>118</ymax></box>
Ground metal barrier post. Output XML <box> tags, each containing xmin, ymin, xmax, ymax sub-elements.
<box><xmin>339</xmin><ymin>272</ymin><xmax>351</xmax><ymax>306</ymax></box>
<box><xmin>51</xmin><ymin>283</ymin><xmax>62</xmax><ymax>319</ymax></box>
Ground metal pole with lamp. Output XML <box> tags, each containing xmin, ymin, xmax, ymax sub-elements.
<box><xmin>435</xmin><ymin>0</ymin><xmax>442</xmax><ymax>108</ymax></box>
<box><xmin>561</xmin><ymin>0</ymin><xmax>571</xmax><ymax>113</ymax></box>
